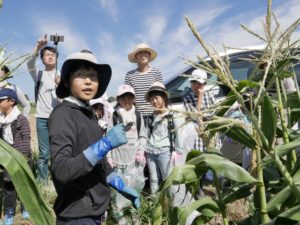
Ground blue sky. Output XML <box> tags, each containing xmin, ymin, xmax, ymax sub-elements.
<box><xmin>0</xmin><ymin>0</ymin><xmax>299</xmax><ymax>100</ymax></box>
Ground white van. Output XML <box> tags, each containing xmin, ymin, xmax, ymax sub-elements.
<box><xmin>165</xmin><ymin>45</ymin><xmax>300</xmax><ymax>164</ymax></box>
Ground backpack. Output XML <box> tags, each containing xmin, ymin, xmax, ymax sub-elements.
<box><xmin>34</xmin><ymin>70</ymin><xmax>43</xmax><ymax>103</ymax></box>
<box><xmin>112</xmin><ymin>110</ymin><xmax>142</xmax><ymax>137</ymax></box>
<box><xmin>148</xmin><ymin>112</ymin><xmax>176</xmax><ymax>152</ymax></box>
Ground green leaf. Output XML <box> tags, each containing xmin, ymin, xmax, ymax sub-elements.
<box><xmin>267</xmin><ymin>170</ymin><xmax>300</xmax><ymax>213</ymax></box>
<box><xmin>176</xmin><ymin>197</ymin><xmax>219</xmax><ymax>225</ymax></box>
<box><xmin>267</xmin><ymin>185</ymin><xmax>293</xmax><ymax>212</ymax></box>
<box><xmin>159</xmin><ymin>164</ymin><xmax>200</xmax><ymax>192</ymax></box>
<box><xmin>221</xmin><ymin>125</ymin><xmax>256</xmax><ymax>149</ymax></box>
<box><xmin>261</xmin><ymin>94</ymin><xmax>277</xmax><ymax>149</ymax></box>
<box><xmin>237</xmin><ymin>79</ymin><xmax>260</xmax><ymax>89</ymax></box>
<box><xmin>186</xmin><ymin>150</ymin><xmax>201</xmax><ymax>162</ymax></box>
<box><xmin>187</xmin><ymin>153</ymin><xmax>257</xmax><ymax>183</ymax></box>
<box><xmin>262</xmin><ymin>139</ymin><xmax>300</xmax><ymax>166</ymax></box>
<box><xmin>223</xmin><ymin>184</ymin><xmax>253</xmax><ymax>204</ymax></box>
<box><xmin>278</xmin><ymin>204</ymin><xmax>300</xmax><ymax>221</ymax></box>
<box><xmin>0</xmin><ymin>139</ymin><xmax>55</xmax><ymax>225</ymax></box>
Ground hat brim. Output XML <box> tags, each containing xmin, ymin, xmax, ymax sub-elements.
<box><xmin>145</xmin><ymin>86</ymin><xmax>170</xmax><ymax>102</ymax></box>
<box><xmin>128</xmin><ymin>48</ymin><xmax>157</xmax><ymax>63</ymax></box>
<box><xmin>56</xmin><ymin>59</ymin><xmax>112</xmax><ymax>99</ymax></box>
<box><xmin>189</xmin><ymin>78</ymin><xmax>206</xmax><ymax>84</ymax></box>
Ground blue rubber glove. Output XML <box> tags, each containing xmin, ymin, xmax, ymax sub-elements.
<box><xmin>106</xmin><ymin>172</ymin><xmax>140</xmax><ymax>209</ymax></box>
<box><xmin>83</xmin><ymin>124</ymin><xmax>128</xmax><ymax>166</ymax></box>
<box><xmin>106</xmin><ymin>124</ymin><xmax>128</xmax><ymax>148</ymax></box>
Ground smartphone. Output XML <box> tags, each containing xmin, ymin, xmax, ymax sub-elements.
<box><xmin>124</xmin><ymin>122</ymin><xmax>134</xmax><ymax>131</ymax></box>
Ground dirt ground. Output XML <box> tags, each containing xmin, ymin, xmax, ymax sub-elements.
<box><xmin>29</xmin><ymin>113</ymin><xmax>38</xmax><ymax>153</ymax></box>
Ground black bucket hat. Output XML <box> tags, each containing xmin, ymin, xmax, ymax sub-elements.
<box><xmin>56</xmin><ymin>51</ymin><xmax>112</xmax><ymax>99</ymax></box>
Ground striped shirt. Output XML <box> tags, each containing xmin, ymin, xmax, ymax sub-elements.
<box><xmin>125</xmin><ymin>67</ymin><xmax>163</xmax><ymax>116</ymax></box>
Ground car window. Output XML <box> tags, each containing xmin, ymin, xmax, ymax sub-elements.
<box><xmin>230</xmin><ymin>60</ymin><xmax>255</xmax><ymax>80</ymax></box>
<box><xmin>166</xmin><ymin>76</ymin><xmax>190</xmax><ymax>97</ymax></box>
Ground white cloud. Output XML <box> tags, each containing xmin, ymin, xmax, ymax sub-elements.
<box><xmin>144</xmin><ymin>15</ymin><xmax>168</xmax><ymax>42</ymax></box>
<box><xmin>30</xmin><ymin>13</ymin><xmax>90</xmax><ymax>65</ymax></box>
<box><xmin>97</xmin><ymin>32</ymin><xmax>113</xmax><ymax>47</ymax></box>
<box><xmin>98</xmin><ymin>0</ymin><xmax>119</xmax><ymax>22</ymax></box>
<box><xmin>94</xmin><ymin>35</ymin><xmax>132</xmax><ymax>96</ymax></box>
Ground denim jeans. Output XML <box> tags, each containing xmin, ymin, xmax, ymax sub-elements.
<box><xmin>36</xmin><ymin>118</ymin><xmax>50</xmax><ymax>182</ymax></box>
<box><xmin>146</xmin><ymin>151</ymin><xmax>171</xmax><ymax>194</ymax></box>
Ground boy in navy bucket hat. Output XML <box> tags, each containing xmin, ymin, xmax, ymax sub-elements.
<box><xmin>0</xmin><ymin>88</ymin><xmax>18</xmax><ymax>102</ymax></box>
<box><xmin>0</xmin><ymin>88</ymin><xmax>32</xmax><ymax>225</ymax></box>
<box><xmin>49</xmin><ymin>50</ymin><xmax>140</xmax><ymax>225</ymax></box>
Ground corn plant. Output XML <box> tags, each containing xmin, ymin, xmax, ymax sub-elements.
<box><xmin>153</xmin><ymin>0</ymin><xmax>300</xmax><ymax>224</ymax></box>
<box><xmin>0</xmin><ymin>139</ymin><xmax>55</xmax><ymax>225</ymax></box>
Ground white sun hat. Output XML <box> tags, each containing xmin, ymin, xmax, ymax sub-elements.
<box><xmin>189</xmin><ymin>69</ymin><xmax>207</xmax><ymax>84</ymax></box>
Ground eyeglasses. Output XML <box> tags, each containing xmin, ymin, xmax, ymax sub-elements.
<box><xmin>73</xmin><ymin>72</ymin><xmax>99</xmax><ymax>80</ymax></box>
<box><xmin>44</xmin><ymin>53</ymin><xmax>57</xmax><ymax>57</ymax></box>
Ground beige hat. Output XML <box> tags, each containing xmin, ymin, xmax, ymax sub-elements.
<box><xmin>145</xmin><ymin>82</ymin><xmax>170</xmax><ymax>102</ymax></box>
<box><xmin>189</xmin><ymin>69</ymin><xmax>207</xmax><ymax>84</ymax></box>
<box><xmin>128</xmin><ymin>43</ymin><xmax>157</xmax><ymax>63</ymax></box>
<box><xmin>117</xmin><ymin>84</ymin><xmax>135</xmax><ymax>97</ymax></box>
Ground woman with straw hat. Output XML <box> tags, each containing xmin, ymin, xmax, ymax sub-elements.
<box><xmin>125</xmin><ymin>43</ymin><xmax>164</xmax><ymax>126</ymax></box>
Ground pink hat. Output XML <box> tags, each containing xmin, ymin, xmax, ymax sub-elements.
<box><xmin>117</xmin><ymin>85</ymin><xmax>135</xmax><ymax>97</ymax></box>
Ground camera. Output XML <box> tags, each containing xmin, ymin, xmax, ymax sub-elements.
<box><xmin>50</xmin><ymin>34</ymin><xmax>64</xmax><ymax>45</ymax></box>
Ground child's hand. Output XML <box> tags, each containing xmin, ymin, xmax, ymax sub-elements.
<box><xmin>106</xmin><ymin>124</ymin><xmax>128</xmax><ymax>148</ymax></box>
<box><xmin>171</xmin><ymin>151</ymin><xmax>182</xmax><ymax>162</ymax></box>
<box><xmin>135</xmin><ymin>151</ymin><xmax>146</xmax><ymax>165</ymax></box>
<box><xmin>106</xmin><ymin>172</ymin><xmax>141</xmax><ymax>208</ymax></box>
<box><xmin>107</xmin><ymin>158</ymin><xmax>115</xmax><ymax>168</ymax></box>
<box><xmin>197</xmin><ymin>88</ymin><xmax>204</xmax><ymax>97</ymax></box>
<box><xmin>83</xmin><ymin>124</ymin><xmax>128</xmax><ymax>166</ymax></box>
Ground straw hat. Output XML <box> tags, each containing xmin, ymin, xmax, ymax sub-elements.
<box><xmin>145</xmin><ymin>82</ymin><xmax>169</xmax><ymax>102</ymax></box>
<box><xmin>128</xmin><ymin>43</ymin><xmax>157</xmax><ymax>63</ymax></box>
<box><xmin>56</xmin><ymin>51</ymin><xmax>111</xmax><ymax>99</ymax></box>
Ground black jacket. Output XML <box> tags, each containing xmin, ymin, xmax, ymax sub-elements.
<box><xmin>49</xmin><ymin>100</ymin><xmax>113</xmax><ymax>219</ymax></box>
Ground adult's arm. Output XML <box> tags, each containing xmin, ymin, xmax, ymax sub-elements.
<box><xmin>27</xmin><ymin>54</ymin><xmax>38</xmax><ymax>82</ymax></box>
<box><xmin>15</xmin><ymin>85</ymin><xmax>31</xmax><ymax>118</ymax></box>
<box><xmin>27</xmin><ymin>35</ymin><xmax>47</xmax><ymax>82</ymax></box>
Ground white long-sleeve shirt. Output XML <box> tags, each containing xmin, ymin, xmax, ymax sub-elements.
<box><xmin>27</xmin><ymin>54</ymin><xmax>59</xmax><ymax>118</ymax></box>
<box><xmin>107</xmin><ymin>105</ymin><xmax>147</xmax><ymax>166</ymax></box>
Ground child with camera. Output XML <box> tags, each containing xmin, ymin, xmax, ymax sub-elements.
<box><xmin>107</xmin><ymin>84</ymin><xmax>146</xmax><ymax>225</ymax></box>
